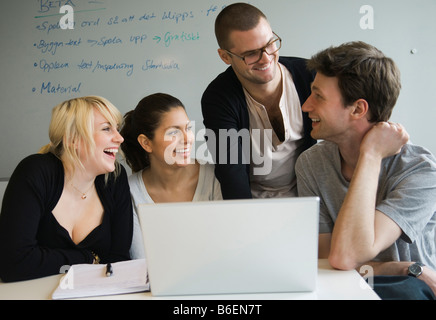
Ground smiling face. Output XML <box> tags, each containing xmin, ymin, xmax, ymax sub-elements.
<box><xmin>78</xmin><ymin>108</ymin><xmax>124</xmax><ymax>175</ymax></box>
<box><xmin>302</xmin><ymin>73</ymin><xmax>354</xmax><ymax>143</ymax></box>
<box><xmin>139</xmin><ymin>106</ymin><xmax>194</xmax><ymax>167</ymax></box>
<box><xmin>219</xmin><ymin>18</ymin><xmax>280</xmax><ymax>87</ymax></box>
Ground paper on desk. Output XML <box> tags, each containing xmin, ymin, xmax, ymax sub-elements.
<box><xmin>52</xmin><ymin>258</ymin><xmax>149</xmax><ymax>299</ymax></box>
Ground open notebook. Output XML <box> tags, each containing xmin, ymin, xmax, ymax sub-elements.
<box><xmin>52</xmin><ymin>259</ymin><xmax>148</xmax><ymax>299</ymax></box>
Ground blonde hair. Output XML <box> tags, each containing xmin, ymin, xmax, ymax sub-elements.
<box><xmin>39</xmin><ymin>96</ymin><xmax>123</xmax><ymax>177</ymax></box>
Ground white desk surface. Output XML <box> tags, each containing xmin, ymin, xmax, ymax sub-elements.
<box><xmin>0</xmin><ymin>259</ymin><xmax>379</xmax><ymax>300</ymax></box>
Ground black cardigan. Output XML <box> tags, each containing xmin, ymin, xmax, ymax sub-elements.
<box><xmin>0</xmin><ymin>153</ymin><xmax>133</xmax><ymax>282</ymax></box>
<box><xmin>201</xmin><ymin>56</ymin><xmax>316</xmax><ymax>199</ymax></box>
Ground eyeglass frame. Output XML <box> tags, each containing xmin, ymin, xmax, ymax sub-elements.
<box><xmin>224</xmin><ymin>32</ymin><xmax>282</xmax><ymax>65</ymax></box>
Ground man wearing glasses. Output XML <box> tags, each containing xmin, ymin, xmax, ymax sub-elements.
<box><xmin>201</xmin><ymin>3</ymin><xmax>315</xmax><ymax>199</ymax></box>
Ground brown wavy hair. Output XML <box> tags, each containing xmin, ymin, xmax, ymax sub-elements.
<box><xmin>307</xmin><ymin>41</ymin><xmax>401</xmax><ymax>122</ymax></box>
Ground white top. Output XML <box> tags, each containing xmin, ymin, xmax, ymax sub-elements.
<box><xmin>244</xmin><ymin>63</ymin><xmax>305</xmax><ymax>198</ymax></box>
<box><xmin>128</xmin><ymin>162</ymin><xmax>222</xmax><ymax>259</ymax></box>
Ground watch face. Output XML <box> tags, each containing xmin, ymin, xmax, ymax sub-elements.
<box><xmin>409</xmin><ymin>263</ymin><xmax>423</xmax><ymax>276</ymax></box>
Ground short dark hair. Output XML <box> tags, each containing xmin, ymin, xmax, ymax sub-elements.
<box><xmin>120</xmin><ymin>93</ymin><xmax>185</xmax><ymax>172</ymax></box>
<box><xmin>307</xmin><ymin>41</ymin><xmax>401</xmax><ymax>122</ymax></box>
<box><xmin>215</xmin><ymin>3</ymin><xmax>267</xmax><ymax>49</ymax></box>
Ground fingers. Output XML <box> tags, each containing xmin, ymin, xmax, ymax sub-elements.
<box><xmin>376</xmin><ymin>122</ymin><xmax>409</xmax><ymax>140</ymax></box>
<box><xmin>362</xmin><ymin>121</ymin><xmax>409</xmax><ymax>158</ymax></box>
<box><xmin>387</xmin><ymin>122</ymin><xmax>410</xmax><ymax>142</ymax></box>
<box><xmin>387</xmin><ymin>121</ymin><xmax>401</xmax><ymax>130</ymax></box>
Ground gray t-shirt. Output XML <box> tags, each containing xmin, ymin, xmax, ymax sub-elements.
<box><xmin>296</xmin><ymin>141</ymin><xmax>436</xmax><ymax>269</ymax></box>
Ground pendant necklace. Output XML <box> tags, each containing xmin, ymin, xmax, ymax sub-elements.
<box><xmin>70</xmin><ymin>182</ymin><xmax>94</xmax><ymax>200</ymax></box>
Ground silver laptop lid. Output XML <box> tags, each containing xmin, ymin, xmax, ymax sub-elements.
<box><xmin>138</xmin><ymin>197</ymin><xmax>319</xmax><ymax>296</ymax></box>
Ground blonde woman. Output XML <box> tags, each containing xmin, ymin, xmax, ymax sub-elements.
<box><xmin>0</xmin><ymin>96</ymin><xmax>133</xmax><ymax>282</ymax></box>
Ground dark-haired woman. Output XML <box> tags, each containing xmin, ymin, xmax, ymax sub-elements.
<box><xmin>120</xmin><ymin>93</ymin><xmax>222</xmax><ymax>259</ymax></box>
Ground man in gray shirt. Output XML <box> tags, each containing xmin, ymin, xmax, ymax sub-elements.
<box><xmin>295</xmin><ymin>41</ymin><xmax>436</xmax><ymax>298</ymax></box>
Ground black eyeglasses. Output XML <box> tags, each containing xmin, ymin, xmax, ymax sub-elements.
<box><xmin>225</xmin><ymin>32</ymin><xmax>282</xmax><ymax>65</ymax></box>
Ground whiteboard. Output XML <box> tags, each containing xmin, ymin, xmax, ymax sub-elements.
<box><xmin>1</xmin><ymin>0</ymin><xmax>435</xmax><ymax>178</ymax></box>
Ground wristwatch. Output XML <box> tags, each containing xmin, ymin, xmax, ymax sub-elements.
<box><xmin>408</xmin><ymin>262</ymin><xmax>425</xmax><ymax>277</ymax></box>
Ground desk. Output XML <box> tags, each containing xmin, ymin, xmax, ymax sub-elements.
<box><xmin>0</xmin><ymin>259</ymin><xmax>379</xmax><ymax>300</ymax></box>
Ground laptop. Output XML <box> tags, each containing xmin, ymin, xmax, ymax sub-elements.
<box><xmin>137</xmin><ymin>197</ymin><xmax>319</xmax><ymax>296</ymax></box>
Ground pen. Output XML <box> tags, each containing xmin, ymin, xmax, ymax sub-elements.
<box><xmin>106</xmin><ymin>263</ymin><xmax>113</xmax><ymax>277</ymax></box>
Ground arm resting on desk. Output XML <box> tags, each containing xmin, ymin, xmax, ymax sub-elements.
<box><xmin>362</xmin><ymin>261</ymin><xmax>436</xmax><ymax>296</ymax></box>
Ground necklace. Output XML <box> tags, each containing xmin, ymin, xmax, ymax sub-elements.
<box><xmin>70</xmin><ymin>182</ymin><xmax>94</xmax><ymax>200</ymax></box>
